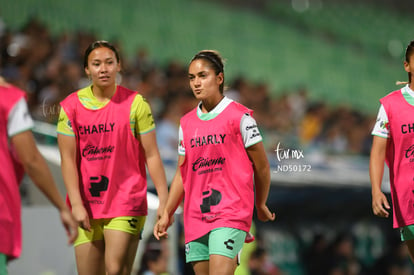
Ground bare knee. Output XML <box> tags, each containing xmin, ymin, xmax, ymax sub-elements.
<box><xmin>105</xmin><ymin>262</ymin><xmax>126</xmax><ymax>275</ymax></box>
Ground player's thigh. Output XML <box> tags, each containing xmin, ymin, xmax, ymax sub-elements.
<box><xmin>186</xmin><ymin>234</ymin><xmax>210</xmax><ymax>263</ymax></box>
<box><xmin>192</xmin><ymin>260</ymin><xmax>209</xmax><ymax>275</ymax></box>
<box><xmin>400</xmin><ymin>225</ymin><xmax>414</xmax><ymax>261</ymax></box>
<box><xmin>75</xmin><ymin>240</ymin><xmax>105</xmax><ymax>275</ymax></box>
<box><xmin>209</xmin><ymin>227</ymin><xmax>246</xmax><ymax>260</ymax></box>
<box><xmin>208</xmin><ymin>227</ymin><xmax>245</xmax><ymax>274</ymax></box>
<box><xmin>104</xmin><ymin>229</ymin><xmax>139</xmax><ymax>274</ymax></box>
<box><xmin>74</xmin><ymin>219</ymin><xmax>106</xmax><ymax>275</ymax></box>
<box><xmin>103</xmin><ymin>216</ymin><xmax>145</xmax><ymax>273</ymax></box>
<box><xmin>209</xmin><ymin>254</ymin><xmax>238</xmax><ymax>275</ymax></box>
<box><xmin>400</xmin><ymin>224</ymin><xmax>414</xmax><ymax>242</ymax></box>
<box><xmin>186</xmin><ymin>234</ymin><xmax>210</xmax><ymax>275</ymax></box>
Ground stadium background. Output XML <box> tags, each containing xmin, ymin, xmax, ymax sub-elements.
<box><xmin>2</xmin><ymin>0</ymin><xmax>414</xmax><ymax>274</ymax></box>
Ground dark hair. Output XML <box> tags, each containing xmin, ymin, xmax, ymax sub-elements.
<box><xmin>190</xmin><ymin>50</ymin><xmax>225</xmax><ymax>93</ymax></box>
<box><xmin>83</xmin><ymin>40</ymin><xmax>120</xmax><ymax>68</ymax></box>
<box><xmin>137</xmin><ymin>249</ymin><xmax>162</xmax><ymax>275</ymax></box>
<box><xmin>405</xmin><ymin>40</ymin><xmax>414</xmax><ymax>83</ymax></box>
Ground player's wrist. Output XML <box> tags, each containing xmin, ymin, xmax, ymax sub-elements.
<box><xmin>371</xmin><ymin>186</ymin><xmax>383</xmax><ymax>196</ymax></box>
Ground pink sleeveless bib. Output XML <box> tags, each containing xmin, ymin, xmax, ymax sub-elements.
<box><xmin>180</xmin><ymin>101</ymin><xmax>254</xmax><ymax>243</ymax></box>
<box><xmin>0</xmin><ymin>85</ymin><xmax>26</xmax><ymax>259</ymax></box>
<box><xmin>60</xmin><ymin>86</ymin><xmax>147</xmax><ymax>218</ymax></box>
<box><xmin>381</xmin><ymin>89</ymin><xmax>414</xmax><ymax>228</ymax></box>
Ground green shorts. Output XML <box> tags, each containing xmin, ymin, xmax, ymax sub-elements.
<box><xmin>74</xmin><ymin>216</ymin><xmax>146</xmax><ymax>247</ymax></box>
<box><xmin>0</xmin><ymin>253</ymin><xmax>7</xmax><ymax>275</ymax></box>
<box><xmin>185</xmin><ymin>227</ymin><xmax>247</xmax><ymax>263</ymax></box>
<box><xmin>400</xmin><ymin>224</ymin><xmax>414</xmax><ymax>241</ymax></box>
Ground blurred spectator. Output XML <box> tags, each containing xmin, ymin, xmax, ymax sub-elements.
<box><xmin>287</xmin><ymin>86</ymin><xmax>309</xmax><ymax>124</ymax></box>
<box><xmin>298</xmin><ymin>101</ymin><xmax>328</xmax><ymax>147</ymax></box>
<box><xmin>0</xmin><ymin>16</ymin><xmax>377</xmax><ymax>156</ymax></box>
<box><xmin>369</xmin><ymin>236</ymin><xmax>413</xmax><ymax>275</ymax></box>
<box><xmin>155</xmin><ymin>97</ymin><xmax>182</xmax><ymax>161</ymax></box>
<box><xmin>249</xmin><ymin>247</ymin><xmax>282</xmax><ymax>275</ymax></box>
<box><xmin>302</xmin><ymin>233</ymin><xmax>329</xmax><ymax>275</ymax></box>
<box><xmin>137</xmin><ymin>236</ymin><xmax>170</xmax><ymax>275</ymax></box>
<box><xmin>132</xmin><ymin>46</ymin><xmax>157</xmax><ymax>76</ymax></box>
<box><xmin>225</xmin><ymin>75</ymin><xmax>250</xmax><ymax>102</ymax></box>
<box><xmin>325</xmin><ymin>233</ymin><xmax>367</xmax><ymax>275</ymax></box>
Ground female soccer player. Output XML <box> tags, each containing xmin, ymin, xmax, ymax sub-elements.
<box><xmin>57</xmin><ymin>40</ymin><xmax>168</xmax><ymax>275</ymax></box>
<box><xmin>370</xmin><ymin>40</ymin><xmax>414</xmax><ymax>262</ymax></box>
<box><xmin>154</xmin><ymin>50</ymin><xmax>275</xmax><ymax>275</ymax></box>
<box><xmin>0</xmin><ymin>77</ymin><xmax>78</xmax><ymax>275</ymax></box>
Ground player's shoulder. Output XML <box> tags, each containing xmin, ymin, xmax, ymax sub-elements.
<box><xmin>228</xmin><ymin>101</ymin><xmax>253</xmax><ymax>119</ymax></box>
<box><xmin>133</xmin><ymin>92</ymin><xmax>145</xmax><ymax>102</ymax></box>
<box><xmin>381</xmin><ymin>89</ymin><xmax>403</xmax><ymax>100</ymax></box>
<box><xmin>379</xmin><ymin>89</ymin><xmax>404</xmax><ymax>109</ymax></box>
<box><xmin>132</xmin><ymin>93</ymin><xmax>151</xmax><ymax>110</ymax></box>
<box><xmin>62</xmin><ymin>87</ymin><xmax>86</xmax><ymax>104</ymax></box>
<box><xmin>118</xmin><ymin>85</ymin><xmax>143</xmax><ymax>102</ymax></box>
<box><xmin>0</xmin><ymin>85</ymin><xmax>27</xmax><ymax>114</ymax></box>
<box><xmin>0</xmin><ymin>84</ymin><xmax>26</xmax><ymax>100</ymax></box>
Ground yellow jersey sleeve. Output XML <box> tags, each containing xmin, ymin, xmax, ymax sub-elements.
<box><xmin>131</xmin><ymin>94</ymin><xmax>155</xmax><ymax>136</ymax></box>
<box><xmin>56</xmin><ymin>107</ymin><xmax>75</xmax><ymax>136</ymax></box>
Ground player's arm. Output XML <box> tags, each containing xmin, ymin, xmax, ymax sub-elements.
<box><xmin>369</xmin><ymin>135</ymin><xmax>390</xmax><ymax>218</ymax></box>
<box><xmin>11</xmin><ymin>130</ymin><xmax>78</xmax><ymax>243</ymax></box>
<box><xmin>241</xmin><ymin>113</ymin><xmax>275</xmax><ymax>222</ymax></box>
<box><xmin>13</xmin><ymin>131</ymin><xmax>62</xmax><ymax>207</ymax></box>
<box><xmin>134</xmin><ymin>95</ymin><xmax>169</xmax><ymax>219</ymax></box>
<box><xmin>154</xmin><ymin>155</ymin><xmax>185</xmax><ymax>240</ymax></box>
<box><xmin>57</xmin><ymin>108</ymin><xmax>90</xmax><ymax>230</ymax></box>
<box><xmin>370</xmin><ymin>104</ymin><xmax>390</xmax><ymax>218</ymax></box>
<box><xmin>57</xmin><ymin>133</ymin><xmax>90</xmax><ymax>231</ymax></box>
<box><xmin>7</xmin><ymin>92</ymin><xmax>77</xmax><ymax>243</ymax></box>
<box><xmin>140</xmin><ymin>130</ymin><xmax>169</xmax><ymax>219</ymax></box>
<box><xmin>246</xmin><ymin>142</ymin><xmax>275</xmax><ymax>222</ymax></box>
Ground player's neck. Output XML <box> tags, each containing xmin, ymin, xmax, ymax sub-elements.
<box><xmin>410</xmin><ymin>83</ymin><xmax>414</xmax><ymax>92</ymax></box>
<box><xmin>201</xmin><ymin>94</ymin><xmax>224</xmax><ymax>113</ymax></box>
<box><xmin>91</xmin><ymin>84</ymin><xmax>117</xmax><ymax>102</ymax></box>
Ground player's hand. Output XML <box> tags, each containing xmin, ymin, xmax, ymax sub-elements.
<box><xmin>153</xmin><ymin>213</ymin><xmax>172</xmax><ymax>240</ymax></box>
<box><xmin>59</xmin><ymin>207</ymin><xmax>79</xmax><ymax>244</ymax></box>
<box><xmin>72</xmin><ymin>204</ymin><xmax>91</xmax><ymax>231</ymax></box>
<box><xmin>256</xmin><ymin>204</ymin><xmax>276</xmax><ymax>222</ymax></box>
<box><xmin>372</xmin><ymin>190</ymin><xmax>390</xmax><ymax>218</ymax></box>
<box><xmin>156</xmin><ymin>204</ymin><xmax>166</xmax><ymax>220</ymax></box>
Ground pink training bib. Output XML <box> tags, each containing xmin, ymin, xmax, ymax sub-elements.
<box><xmin>381</xmin><ymin>89</ymin><xmax>414</xmax><ymax>228</ymax></box>
<box><xmin>0</xmin><ymin>85</ymin><xmax>26</xmax><ymax>259</ymax></box>
<box><xmin>60</xmin><ymin>86</ymin><xmax>148</xmax><ymax>219</ymax></box>
<box><xmin>180</xmin><ymin>101</ymin><xmax>255</xmax><ymax>243</ymax></box>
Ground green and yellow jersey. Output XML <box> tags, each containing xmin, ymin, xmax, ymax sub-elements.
<box><xmin>57</xmin><ymin>86</ymin><xmax>155</xmax><ymax>137</ymax></box>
